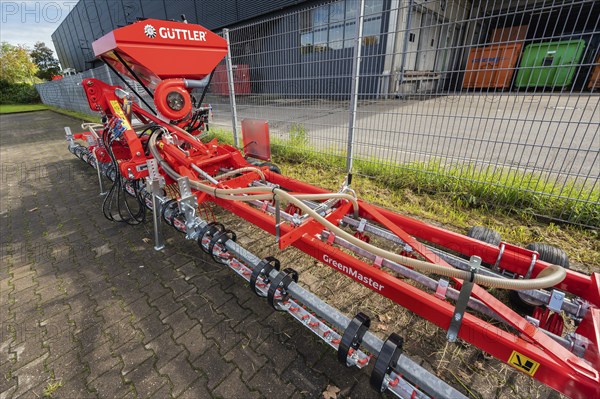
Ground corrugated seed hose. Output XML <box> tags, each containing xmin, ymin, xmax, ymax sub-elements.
<box><xmin>148</xmin><ymin>129</ymin><xmax>566</xmax><ymax>291</ymax></box>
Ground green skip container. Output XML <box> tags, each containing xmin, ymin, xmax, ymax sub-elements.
<box><xmin>514</xmin><ymin>39</ymin><xmax>586</xmax><ymax>88</ymax></box>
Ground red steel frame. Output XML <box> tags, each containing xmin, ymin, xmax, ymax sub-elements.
<box><xmin>76</xmin><ymin>19</ymin><xmax>600</xmax><ymax>399</ymax></box>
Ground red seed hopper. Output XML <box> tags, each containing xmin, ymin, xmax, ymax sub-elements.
<box><xmin>92</xmin><ymin>18</ymin><xmax>228</xmax><ymax>88</ymax></box>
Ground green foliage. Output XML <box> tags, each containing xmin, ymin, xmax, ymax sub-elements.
<box><xmin>0</xmin><ymin>104</ymin><xmax>47</xmax><ymax>113</ymax></box>
<box><xmin>46</xmin><ymin>106</ymin><xmax>102</xmax><ymax>123</ymax></box>
<box><xmin>30</xmin><ymin>42</ymin><xmax>61</xmax><ymax>81</ymax></box>
<box><xmin>0</xmin><ymin>42</ymin><xmax>38</xmax><ymax>83</ymax></box>
<box><xmin>0</xmin><ymin>80</ymin><xmax>41</xmax><ymax>104</ymax></box>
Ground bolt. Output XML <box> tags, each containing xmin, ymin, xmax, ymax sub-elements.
<box><xmin>454</xmin><ymin>313</ymin><xmax>462</xmax><ymax>321</ymax></box>
<box><xmin>136</xmin><ymin>151</ymin><xmax>141</xmax><ymax>156</ymax></box>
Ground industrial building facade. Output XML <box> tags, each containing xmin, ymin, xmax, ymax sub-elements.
<box><xmin>52</xmin><ymin>0</ymin><xmax>599</xmax><ymax>97</ymax></box>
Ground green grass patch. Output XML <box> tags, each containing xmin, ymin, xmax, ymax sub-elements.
<box><xmin>204</xmin><ymin>126</ymin><xmax>599</xmax><ymax>228</ymax></box>
<box><xmin>47</xmin><ymin>106</ymin><xmax>102</xmax><ymax>123</ymax></box>
<box><xmin>0</xmin><ymin>103</ymin><xmax>48</xmax><ymax>113</ymax></box>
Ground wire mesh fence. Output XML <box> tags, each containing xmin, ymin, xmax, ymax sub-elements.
<box><xmin>36</xmin><ymin>0</ymin><xmax>599</xmax><ymax>226</ymax></box>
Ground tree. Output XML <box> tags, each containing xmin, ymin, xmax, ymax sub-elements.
<box><xmin>30</xmin><ymin>42</ymin><xmax>61</xmax><ymax>81</ymax></box>
<box><xmin>0</xmin><ymin>42</ymin><xmax>38</xmax><ymax>83</ymax></box>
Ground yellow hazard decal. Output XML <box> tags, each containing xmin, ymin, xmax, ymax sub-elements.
<box><xmin>109</xmin><ymin>100</ymin><xmax>131</xmax><ymax>130</ymax></box>
<box><xmin>508</xmin><ymin>351</ymin><xmax>540</xmax><ymax>376</ymax></box>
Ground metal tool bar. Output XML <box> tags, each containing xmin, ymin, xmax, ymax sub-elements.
<box><xmin>218</xmin><ymin>233</ymin><xmax>466</xmax><ymax>399</ymax></box>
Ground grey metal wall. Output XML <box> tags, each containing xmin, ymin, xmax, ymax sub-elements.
<box><xmin>51</xmin><ymin>0</ymin><xmax>310</xmax><ymax>72</ymax></box>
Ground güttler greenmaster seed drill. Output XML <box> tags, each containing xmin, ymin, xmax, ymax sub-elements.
<box><xmin>64</xmin><ymin>17</ymin><xmax>600</xmax><ymax>399</ymax></box>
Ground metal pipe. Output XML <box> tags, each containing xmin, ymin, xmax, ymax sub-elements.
<box><xmin>345</xmin><ymin>0</ymin><xmax>366</xmax><ymax>175</ymax></box>
<box><xmin>191</xmin><ymin>164</ymin><xmax>219</xmax><ymax>185</ymax></box>
<box><xmin>397</xmin><ymin>0</ymin><xmax>414</xmax><ymax>95</ymax></box>
<box><xmin>223</xmin><ymin>28</ymin><xmax>239</xmax><ymax>148</ymax></box>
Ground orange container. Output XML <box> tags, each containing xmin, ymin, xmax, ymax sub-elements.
<box><xmin>588</xmin><ymin>56</ymin><xmax>600</xmax><ymax>90</ymax></box>
<box><xmin>463</xmin><ymin>43</ymin><xmax>523</xmax><ymax>89</ymax></box>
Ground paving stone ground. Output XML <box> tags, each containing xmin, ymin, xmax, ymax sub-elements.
<box><xmin>0</xmin><ymin>111</ymin><xmax>381</xmax><ymax>398</ymax></box>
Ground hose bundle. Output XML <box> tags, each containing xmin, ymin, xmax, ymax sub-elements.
<box><xmin>147</xmin><ymin>126</ymin><xmax>566</xmax><ymax>291</ymax></box>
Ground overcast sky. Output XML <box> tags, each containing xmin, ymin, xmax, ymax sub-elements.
<box><xmin>0</xmin><ymin>0</ymin><xmax>78</xmax><ymax>62</ymax></box>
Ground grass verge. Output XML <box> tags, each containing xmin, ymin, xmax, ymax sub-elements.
<box><xmin>47</xmin><ymin>106</ymin><xmax>101</xmax><ymax>123</ymax></box>
<box><xmin>206</xmin><ymin>127</ymin><xmax>599</xmax><ymax>228</ymax></box>
<box><xmin>0</xmin><ymin>103</ymin><xmax>48</xmax><ymax>113</ymax></box>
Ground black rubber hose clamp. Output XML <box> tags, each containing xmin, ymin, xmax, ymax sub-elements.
<box><xmin>250</xmin><ymin>257</ymin><xmax>280</xmax><ymax>297</ymax></box>
<box><xmin>197</xmin><ymin>222</ymin><xmax>224</xmax><ymax>253</ymax></box>
<box><xmin>338</xmin><ymin>312</ymin><xmax>371</xmax><ymax>366</ymax></box>
<box><xmin>267</xmin><ymin>268</ymin><xmax>298</xmax><ymax>310</ymax></box>
<box><xmin>370</xmin><ymin>333</ymin><xmax>404</xmax><ymax>392</ymax></box>
<box><xmin>208</xmin><ymin>229</ymin><xmax>237</xmax><ymax>263</ymax></box>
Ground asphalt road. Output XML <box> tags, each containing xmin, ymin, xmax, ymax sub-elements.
<box><xmin>208</xmin><ymin>93</ymin><xmax>599</xmax><ymax>185</ymax></box>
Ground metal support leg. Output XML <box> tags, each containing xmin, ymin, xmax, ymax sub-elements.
<box><xmin>146</xmin><ymin>159</ymin><xmax>165</xmax><ymax>251</ymax></box>
<box><xmin>64</xmin><ymin>126</ymin><xmax>75</xmax><ymax>148</ymax></box>
<box><xmin>275</xmin><ymin>195</ymin><xmax>281</xmax><ymax>243</ymax></box>
<box><xmin>92</xmin><ymin>148</ymin><xmax>107</xmax><ymax>196</ymax></box>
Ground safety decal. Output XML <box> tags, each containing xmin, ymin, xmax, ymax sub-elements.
<box><xmin>508</xmin><ymin>351</ymin><xmax>540</xmax><ymax>376</ymax></box>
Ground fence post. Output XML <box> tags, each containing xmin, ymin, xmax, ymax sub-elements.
<box><xmin>345</xmin><ymin>0</ymin><xmax>366</xmax><ymax>177</ymax></box>
<box><xmin>397</xmin><ymin>0</ymin><xmax>414</xmax><ymax>96</ymax></box>
<box><xmin>223</xmin><ymin>28</ymin><xmax>240</xmax><ymax>148</ymax></box>
<box><xmin>105</xmin><ymin>64</ymin><xmax>115</xmax><ymax>86</ymax></box>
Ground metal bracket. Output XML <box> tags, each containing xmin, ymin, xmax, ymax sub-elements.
<box><xmin>493</xmin><ymin>243</ymin><xmax>505</xmax><ymax>271</ymax></box>
<box><xmin>357</xmin><ymin>218</ymin><xmax>367</xmax><ymax>233</ymax></box>
<box><xmin>275</xmin><ymin>195</ymin><xmax>281</xmax><ymax>243</ymax></box>
<box><xmin>177</xmin><ymin>177</ymin><xmax>199</xmax><ymax>239</ymax></box>
<box><xmin>548</xmin><ymin>290</ymin><xmax>566</xmax><ymax>313</ymax></box>
<box><xmin>447</xmin><ymin>256</ymin><xmax>481</xmax><ymax>343</ymax></box>
<box><xmin>435</xmin><ymin>279</ymin><xmax>449</xmax><ymax>300</ymax></box>
<box><xmin>524</xmin><ymin>252</ymin><xmax>538</xmax><ymax>279</ymax></box>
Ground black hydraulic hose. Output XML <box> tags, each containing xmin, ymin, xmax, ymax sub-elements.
<box><xmin>197</xmin><ymin>69</ymin><xmax>215</xmax><ymax>106</ymax></box>
<box><xmin>103</xmin><ymin>58</ymin><xmax>157</xmax><ymax>115</ymax></box>
<box><xmin>112</xmin><ymin>51</ymin><xmax>155</xmax><ymax>101</ymax></box>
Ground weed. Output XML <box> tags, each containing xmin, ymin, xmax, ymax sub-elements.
<box><xmin>288</xmin><ymin>123</ymin><xmax>309</xmax><ymax>146</ymax></box>
<box><xmin>43</xmin><ymin>380</ymin><xmax>62</xmax><ymax>398</ymax></box>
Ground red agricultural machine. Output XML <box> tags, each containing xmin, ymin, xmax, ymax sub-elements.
<box><xmin>66</xmin><ymin>19</ymin><xmax>600</xmax><ymax>399</ymax></box>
